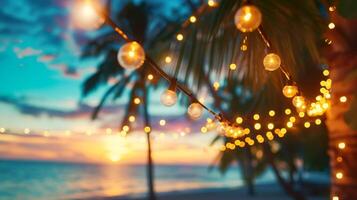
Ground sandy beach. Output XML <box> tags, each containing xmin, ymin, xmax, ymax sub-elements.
<box><xmin>89</xmin><ymin>184</ymin><xmax>327</xmax><ymax>200</ymax></box>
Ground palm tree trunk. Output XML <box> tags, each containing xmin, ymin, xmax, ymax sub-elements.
<box><xmin>264</xmin><ymin>144</ymin><xmax>306</xmax><ymax>200</ymax></box>
<box><xmin>143</xmin><ymin>84</ymin><xmax>156</xmax><ymax>200</ymax></box>
<box><xmin>324</xmin><ymin>13</ymin><xmax>357</xmax><ymax>200</ymax></box>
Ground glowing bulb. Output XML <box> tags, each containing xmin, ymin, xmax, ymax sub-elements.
<box><xmin>339</xmin><ymin>96</ymin><xmax>347</xmax><ymax>103</ymax></box>
<box><xmin>72</xmin><ymin>1</ymin><xmax>104</xmax><ymax>30</ymax></box>
<box><xmin>207</xmin><ymin>0</ymin><xmax>217</xmax><ymax>7</ymax></box>
<box><xmin>236</xmin><ymin>117</ymin><xmax>243</xmax><ymax>124</ymax></box>
<box><xmin>323</xmin><ymin>69</ymin><xmax>330</xmax><ymax>76</ymax></box>
<box><xmin>144</xmin><ymin>126</ymin><xmax>151</xmax><ymax>133</ymax></box>
<box><xmin>328</xmin><ymin>22</ymin><xmax>335</xmax><ymax>29</ymax></box>
<box><xmin>134</xmin><ymin>97</ymin><xmax>141</xmax><ymax>105</ymax></box>
<box><xmin>304</xmin><ymin>122</ymin><xmax>310</xmax><ymax>128</ymax></box>
<box><xmin>267</xmin><ymin>123</ymin><xmax>274</xmax><ymax>130</ymax></box>
<box><xmin>285</xmin><ymin>108</ymin><xmax>292</xmax><ymax>115</ymax></box>
<box><xmin>229</xmin><ymin>63</ymin><xmax>237</xmax><ymax>70</ymax></box>
<box><xmin>329</xmin><ymin>6</ymin><xmax>336</xmax><ymax>12</ymax></box>
<box><xmin>286</xmin><ymin>121</ymin><xmax>293</xmax><ymax>128</ymax></box>
<box><xmin>292</xmin><ymin>96</ymin><xmax>305</xmax><ymax>108</ymax></box>
<box><xmin>159</xmin><ymin>120</ymin><xmax>166</xmax><ymax>126</ymax></box>
<box><xmin>189</xmin><ymin>16</ymin><xmax>197</xmax><ymax>23</ymax></box>
<box><xmin>0</xmin><ymin>127</ymin><xmax>5</xmax><ymax>133</ymax></box>
<box><xmin>269</xmin><ymin>110</ymin><xmax>275</xmax><ymax>117</ymax></box>
<box><xmin>165</xmin><ymin>56</ymin><xmax>172</xmax><ymax>63</ymax></box>
<box><xmin>338</xmin><ymin>142</ymin><xmax>346</xmax><ymax>150</ymax></box>
<box><xmin>263</xmin><ymin>53</ymin><xmax>281</xmax><ymax>71</ymax></box>
<box><xmin>176</xmin><ymin>33</ymin><xmax>184</xmax><ymax>41</ymax></box>
<box><xmin>147</xmin><ymin>74</ymin><xmax>154</xmax><ymax>80</ymax></box>
<box><xmin>336</xmin><ymin>172</ymin><xmax>343</xmax><ymax>179</ymax></box>
<box><xmin>117</xmin><ymin>42</ymin><xmax>145</xmax><ymax>70</ymax></box>
<box><xmin>213</xmin><ymin>81</ymin><xmax>220</xmax><ymax>90</ymax></box>
<box><xmin>201</xmin><ymin>127</ymin><xmax>208</xmax><ymax>133</ymax></box>
<box><xmin>282</xmin><ymin>85</ymin><xmax>298</xmax><ymax>98</ymax></box>
<box><xmin>187</xmin><ymin>103</ymin><xmax>203</xmax><ymax>120</ymax></box>
<box><xmin>234</xmin><ymin>5</ymin><xmax>262</xmax><ymax>32</ymax></box>
<box><xmin>332</xmin><ymin>196</ymin><xmax>339</xmax><ymax>200</ymax></box>
<box><xmin>129</xmin><ymin>115</ymin><xmax>136</xmax><ymax>123</ymax></box>
<box><xmin>160</xmin><ymin>89</ymin><xmax>177</xmax><ymax>106</ymax></box>
<box><xmin>253</xmin><ymin>114</ymin><xmax>260</xmax><ymax>120</ymax></box>
<box><xmin>254</xmin><ymin>123</ymin><xmax>261</xmax><ymax>130</ymax></box>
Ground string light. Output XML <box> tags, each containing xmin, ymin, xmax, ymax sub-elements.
<box><xmin>122</xmin><ymin>125</ymin><xmax>130</xmax><ymax>132</ymax></box>
<box><xmin>0</xmin><ymin>127</ymin><xmax>5</xmax><ymax>133</ymax></box>
<box><xmin>336</xmin><ymin>172</ymin><xmax>343</xmax><ymax>179</ymax></box>
<box><xmin>134</xmin><ymin>97</ymin><xmax>141</xmax><ymax>105</ymax></box>
<box><xmin>229</xmin><ymin>63</ymin><xmax>237</xmax><ymax>70</ymax></box>
<box><xmin>234</xmin><ymin>5</ymin><xmax>262</xmax><ymax>32</ymax></box>
<box><xmin>72</xmin><ymin>0</ymin><xmax>104</xmax><ymax>30</ymax></box>
<box><xmin>118</xmin><ymin>42</ymin><xmax>145</xmax><ymax>70</ymax></box>
<box><xmin>282</xmin><ymin>85</ymin><xmax>298</xmax><ymax>98</ymax></box>
<box><xmin>159</xmin><ymin>119</ymin><xmax>166</xmax><ymax>126</ymax></box>
<box><xmin>263</xmin><ymin>53</ymin><xmax>281</xmax><ymax>71</ymax></box>
<box><xmin>268</xmin><ymin>110</ymin><xmax>275</xmax><ymax>117</ymax></box>
<box><xmin>176</xmin><ymin>33</ymin><xmax>184</xmax><ymax>41</ymax></box>
<box><xmin>189</xmin><ymin>16</ymin><xmax>197</xmax><ymax>23</ymax></box>
<box><xmin>338</xmin><ymin>142</ymin><xmax>346</xmax><ymax>150</ymax></box>
<box><xmin>339</xmin><ymin>96</ymin><xmax>347</xmax><ymax>103</ymax></box>
<box><xmin>304</xmin><ymin>122</ymin><xmax>310</xmax><ymax>128</ymax></box>
<box><xmin>253</xmin><ymin>114</ymin><xmax>260</xmax><ymax>120</ymax></box>
<box><xmin>161</xmin><ymin>89</ymin><xmax>177</xmax><ymax>106</ymax></box>
<box><xmin>187</xmin><ymin>102</ymin><xmax>204</xmax><ymax>120</ymax></box>
<box><xmin>207</xmin><ymin>0</ymin><xmax>217</xmax><ymax>7</ymax></box>
<box><xmin>129</xmin><ymin>115</ymin><xmax>136</xmax><ymax>123</ymax></box>
<box><xmin>165</xmin><ymin>56</ymin><xmax>172</xmax><ymax>63</ymax></box>
<box><xmin>236</xmin><ymin>117</ymin><xmax>243</xmax><ymax>124</ymax></box>
<box><xmin>328</xmin><ymin>22</ymin><xmax>335</xmax><ymax>29</ymax></box>
<box><xmin>213</xmin><ymin>81</ymin><xmax>220</xmax><ymax>90</ymax></box>
<box><xmin>147</xmin><ymin>74</ymin><xmax>154</xmax><ymax>80</ymax></box>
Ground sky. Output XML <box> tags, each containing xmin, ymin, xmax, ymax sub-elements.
<box><xmin>0</xmin><ymin>0</ymin><xmax>222</xmax><ymax>165</ymax></box>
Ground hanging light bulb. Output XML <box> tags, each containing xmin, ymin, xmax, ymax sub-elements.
<box><xmin>188</xmin><ymin>102</ymin><xmax>203</xmax><ymax>120</ymax></box>
<box><xmin>234</xmin><ymin>5</ymin><xmax>262</xmax><ymax>32</ymax></box>
<box><xmin>161</xmin><ymin>89</ymin><xmax>177</xmax><ymax>106</ymax></box>
<box><xmin>117</xmin><ymin>41</ymin><xmax>145</xmax><ymax>70</ymax></box>
<box><xmin>292</xmin><ymin>96</ymin><xmax>305</xmax><ymax>108</ymax></box>
<box><xmin>72</xmin><ymin>0</ymin><xmax>104</xmax><ymax>30</ymax></box>
<box><xmin>263</xmin><ymin>53</ymin><xmax>281</xmax><ymax>71</ymax></box>
<box><xmin>282</xmin><ymin>84</ymin><xmax>298</xmax><ymax>98</ymax></box>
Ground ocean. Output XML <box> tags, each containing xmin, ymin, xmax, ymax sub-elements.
<box><xmin>0</xmin><ymin>159</ymin><xmax>274</xmax><ymax>200</ymax></box>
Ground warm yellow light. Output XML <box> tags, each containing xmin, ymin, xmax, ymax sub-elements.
<box><xmin>339</xmin><ymin>96</ymin><xmax>347</xmax><ymax>103</ymax></box>
<box><xmin>289</xmin><ymin>116</ymin><xmax>296</xmax><ymax>122</ymax></box>
<box><xmin>304</xmin><ymin>122</ymin><xmax>310</xmax><ymax>128</ymax></box>
<box><xmin>187</xmin><ymin>103</ymin><xmax>203</xmax><ymax>120</ymax></box>
<box><xmin>72</xmin><ymin>1</ymin><xmax>104</xmax><ymax>30</ymax></box>
<box><xmin>234</xmin><ymin>5</ymin><xmax>262</xmax><ymax>32</ymax></box>
<box><xmin>256</xmin><ymin>135</ymin><xmax>264</xmax><ymax>143</ymax></box>
<box><xmin>207</xmin><ymin>0</ymin><xmax>217</xmax><ymax>7</ymax></box>
<box><xmin>134</xmin><ymin>97</ymin><xmax>141</xmax><ymax>105</ymax></box>
<box><xmin>338</xmin><ymin>142</ymin><xmax>346</xmax><ymax>150</ymax></box>
<box><xmin>332</xmin><ymin>196</ymin><xmax>339</xmax><ymax>200</ymax></box>
<box><xmin>253</xmin><ymin>114</ymin><xmax>260</xmax><ymax>120</ymax></box>
<box><xmin>129</xmin><ymin>115</ymin><xmax>136</xmax><ymax>123</ymax></box>
<box><xmin>292</xmin><ymin>96</ymin><xmax>305</xmax><ymax>108</ymax></box>
<box><xmin>240</xmin><ymin>44</ymin><xmax>248</xmax><ymax>51</ymax></box>
<box><xmin>244</xmin><ymin>128</ymin><xmax>250</xmax><ymax>135</ymax></box>
<box><xmin>201</xmin><ymin>127</ymin><xmax>208</xmax><ymax>133</ymax></box>
<box><xmin>189</xmin><ymin>16</ymin><xmax>197</xmax><ymax>23</ymax></box>
<box><xmin>0</xmin><ymin>127</ymin><xmax>5</xmax><ymax>133</ymax></box>
<box><xmin>263</xmin><ymin>53</ymin><xmax>281</xmax><ymax>71</ymax></box>
<box><xmin>282</xmin><ymin>85</ymin><xmax>298</xmax><ymax>98</ymax></box>
<box><xmin>165</xmin><ymin>56</ymin><xmax>172</xmax><ymax>63</ymax></box>
<box><xmin>144</xmin><ymin>126</ymin><xmax>151</xmax><ymax>133</ymax></box>
<box><xmin>176</xmin><ymin>33</ymin><xmax>184</xmax><ymax>41</ymax></box>
<box><xmin>315</xmin><ymin>119</ymin><xmax>322</xmax><ymax>125</ymax></box>
<box><xmin>213</xmin><ymin>81</ymin><xmax>220</xmax><ymax>90</ymax></box>
<box><xmin>159</xmin><ymin>119</ymin><xmax>166</xmax><ymax>126</ymax></box>
<box><xmin>147</xmin><ymin>74</ymin><xmax>154</xmax><ymax>80</ymax></box>
<box><xmin>220</xmin><ymin>145</ymin><xmax>226</xmax><ymax>151</ymax></box>
<box><xmin>299</xmin><ymin>112</ymin><xmax>305</xmax><ymax>118</ymax></box>
<box><xmin>336</xmin><ymin>156</ymin><xmax>343</xmax><ymax>162</ymax></box>
<box><xmin>229</xmin><ymin>63</ymin><xmax>237</xmax><ymax>70</ymax></box>
<box><xmin>118</xmin><ymin>42</ymin><xmax>145</xmax><ymax>70</ymax></box>
<box><xmin>269</xmin><ymin>110</ymin><xmax>275</xmax><ymax>117</ymax></box>
<box><xmin>267</xmin><ymin>123</ymin><xmax>274</xmax><ymax>130</ymax></box>
<box><xmin>285</xmin><ymin>108</ymin><xmax>292</xmax><ymax>115</ymax></box>
<box><xmin>329</xmin><ymin>6</ymin><xmax>336</xmax><ymax>12</ymax></box>
<box><xmin>286</xmin><ymin>121</ymin><xmax>293</xmax><ymax>128</ymax></box>
<box><xmin>280</xmin><ymin>128</ymin><xmax>287</xmax><ymax>134</ymax></box>
<box><xmin>160</xmin><ymin>89</ymin><xmax>177</xmax><ymax>106</ymax></box>
<box><xmin>254</xmin><ymin>123</ymin><xmax>261</xmax><ymax>130</ymax></box>
<box><xmin>336</xmin><ymin>172</ymin><xmax>343</xmax><ymax>179</ymax></box>
<box><xmin>328</xmin><ymin>22</ymin><xmax>335</xmax><ymax>29</ymax></box>
<box><xmin>236</xmin><ymin>117</ymin><xmax>243</xmax><ymax>124</ymax></box>
<box><xmin>109</xmin><ymin>154</ymin><xmax>121</xmax><ymax>162</ymax></box>
<box><xmin>323</xmin><ymin>69</ymin><xmax>330</xmax><ymax>76</ymax></box>
<box><xmin>122</xmin><ymin>125</ymin><xmax>130</xmax><ymax>132</ymax></box>
<box><xmin>266</xmin><ymin>131</ymin><xmax>274</xmax><ymax>140</ymax></box>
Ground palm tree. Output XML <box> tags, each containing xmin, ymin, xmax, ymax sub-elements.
<box><xmin>324</xmin><ymin>5</ymin><xmax>357</xmax><ymax>199</ymax></box>
<box><xmin>79</xmin><ymin>1</ymin><xmax>192</xmax><ymax>199</ymax></box>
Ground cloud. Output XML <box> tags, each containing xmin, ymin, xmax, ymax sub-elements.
<box><xmin>0</xmin><ymin>95</ymin><xmax>120</xmax><ymax>120</ymax></box>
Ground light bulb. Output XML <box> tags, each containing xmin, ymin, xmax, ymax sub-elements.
<box><xmin>117</xmin><ymin>42</ymin><xmax>145</xmax><ymax>70</ymax></box>
<box><xmin>160</xmin><ymin>89</ymin><xmax>177</xmax><ymax>106</ymax></box>
<box><xmin>234</xmin><ymin>5</ymin><xmax>262</xmax><ymax>32</ymax></box>
<box><xmin>282</xmin><ymin>85</ymin><xmax>298</xmax><ymax>98</ymax></box>
<box><xmin>292</xmin><ymin>96</ymin><xmax>305</xmax><ymax>108</ymax></box>
<box><xmin>72</xmin><ymin>1</ymin><xmax>104</xmax><ymax>30</ymax></box>
<box><xmin>263</xmin><ymin>53</ymin><xmax>281</xmax><ymax>71</ymax></box>
<box><xmin>187</xmin><ymin>103</ymin><xmax>203</xmax><ymax>120</ymax></box>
